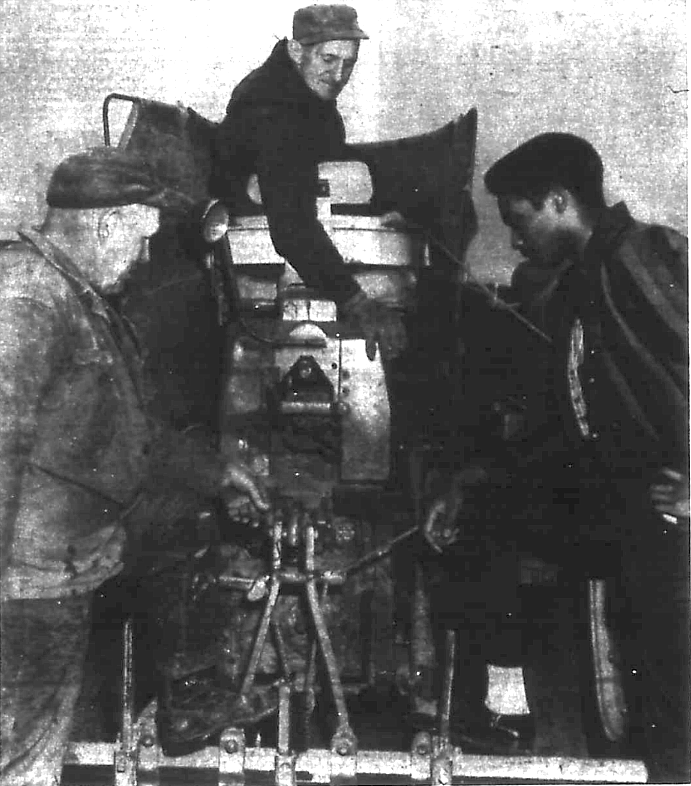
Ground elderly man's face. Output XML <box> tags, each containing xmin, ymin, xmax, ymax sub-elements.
<box><xmin>292</xmin><ymin>39</ymin><xmax>359</xmax><ymax>101</ymax></box>
<box><xmin>99</xmin><ymin>204</ymin><xmax>161</xmax><ymax>292</ymax></box>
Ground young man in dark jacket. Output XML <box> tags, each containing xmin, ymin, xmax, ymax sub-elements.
<box><xmin>0</xmin><ymin>147</ymin><xmax>269</xmax><ymax>786</ymax></box>
<box><xmin>212</xmin><ymin>4</ymin><xmax>406</xmax><ymax>361</ymax></box>
<box><xmin>426</xmin><ymin>133</ymin><xmax>688</xmax><ymax>780</ymax></box>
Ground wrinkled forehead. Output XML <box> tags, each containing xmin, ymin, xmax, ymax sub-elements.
<box><xmin>120</xmin><ymin>203</ymin><xmax>161</xmax><ymax>233</ymax></box>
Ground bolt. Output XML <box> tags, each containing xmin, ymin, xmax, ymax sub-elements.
<box><xmin>140</xmin><ymin>734</ymin><xmax>155</xmax><ymax>748</ymax></box>
<box><xmin>415</xmin><ymin>743</ymin><xmax>430</xmax><ymax>756</ymax></box>
<box><xmin>224</xmin><ymin>739</ymin><xmax>239</xmax><ymax>754</ymax></box>
<box><xmin>336</xmin><ymin>743</ymin><xmax>350</xmax><ymax>756</ymax></box>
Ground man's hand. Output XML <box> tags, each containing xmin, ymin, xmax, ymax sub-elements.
<box><xmin>650</xmin><ymin>468</ymin><xmax>690</xmax><ymax>521</ymax></box>
<box><xmin>220</xmin><ymin>462</ymin><xmax>270</xmax><ymax>523</ymax></box>
<box><xmin>422</xmin><ymin>489</ymin><xmax>463</xmax><ymax>553</ymax></box>
<box><xmin>343</xmin><ymin>291</ymin><xmax>407</xmax><ymax>362</ymax></box>
<box><xmin>421</xmin><ymin>466</ymin><xmax>489</xmax><ymax>553</ymax></box>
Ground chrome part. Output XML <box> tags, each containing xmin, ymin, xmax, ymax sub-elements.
<box><xmin>202</xmin><ymin>200</ymin><xmax>231</xmax><ymax>244</ymax></box>
<box><xmin>588</xmin><ymin>578</ymin><xmax>628</xmax><ymax>742</ymax></box>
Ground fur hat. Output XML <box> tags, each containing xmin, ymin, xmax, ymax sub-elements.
<box><xmin>46</xmin><ymin>147</ymin><xmax>194</xmax><ymax>213</ymax></box>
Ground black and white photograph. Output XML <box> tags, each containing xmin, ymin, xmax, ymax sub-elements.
<box><xmin>0</xmin><ymin>1</ymin><xmax>688</xmax><ymax>784</ymax></box>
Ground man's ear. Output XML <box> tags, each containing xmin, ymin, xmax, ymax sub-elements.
<box><xmin>286</xmin><ymin>39</ymin><xmax>304</xmax><ymax>67</ymax></box>
<box><xmin>549</xmin><ymin>188</ymin><xmax>570</xmax><ymax>215</ymax></box>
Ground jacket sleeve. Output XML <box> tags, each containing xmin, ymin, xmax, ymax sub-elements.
<box><xmin>144</xmin><ymin>423</ymin><xmax>225</xmax><ymax>500</ymax></box>
<box><xmin>605</xmin><ymin>227</ymin><xmax>689</xmax><ymax>466</ymax></box>
<box><xmin>0</xmin><ymin>294</ymin><xmax>59</xmax><ymax>576</ymax></box>
<box><xmin>251</xmin><ymin>110</ymin><xmax>362</xmax><ymax>307</ymax></box>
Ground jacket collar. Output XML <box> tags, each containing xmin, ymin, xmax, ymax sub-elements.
<box><xmin>583</xmin><ymin>202</ymin><xmax>636</xmax><ymax>268</ymax></box>
<box><xmin>234</xmin><ymin>38</ymin><xmax>337</xmax><ymax>111</ymax></box>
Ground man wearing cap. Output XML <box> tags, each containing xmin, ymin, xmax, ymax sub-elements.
<box><xmin>0</xmin><ymin>147</ymin><xmax>270</xmax><ymax>786</ymax></box>
<box><xmin>426</xmin><ymin>133</ymin><xmax>688</xmax><ymax>778</ymax></box>
<box><xmin>212</xmin><ymin>4</ymin><xmax>406</xmax><ymax>362</ymax></box>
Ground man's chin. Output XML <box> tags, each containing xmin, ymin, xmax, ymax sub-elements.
<box><xmin>314</xmin><ymin>85</ymin><xmax>339</xmax><ymax>101</ymax></box>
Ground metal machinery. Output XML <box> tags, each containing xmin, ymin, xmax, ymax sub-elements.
<box><xmin>62</xmin><ymin>95</ymin><xmax>647</xmax><ymax>785</ymax></box>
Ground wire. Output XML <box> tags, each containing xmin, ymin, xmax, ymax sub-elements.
<box><xmin>418</xmin><ymin>228</ymin><xmax>554</xmax><ymax>345</ymax></box>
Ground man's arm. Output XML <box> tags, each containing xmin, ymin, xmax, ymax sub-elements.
<box><xmin>144</xmin><ymin>425</ymin><xmax>269</xmax><ymax>514</ymax></box>
<box><xmin>0</xmin><ymin>294</ymin><xmax>58</xmax><ymax>577</ymax></box>
<box><xmin>254</xmin><ymin>117</ymin><xmax>361</xmax><ymax>307</ymax></box>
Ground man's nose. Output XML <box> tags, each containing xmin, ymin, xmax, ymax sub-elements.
<box><xmin>332</xmin><ymin>60</ymin><xmax>345</xmax><ymax>83</ymax></box>
<box><xmin>147</xmin><ymin>215</ymin><xmax>161</xmax><ymax>237</ymax></box>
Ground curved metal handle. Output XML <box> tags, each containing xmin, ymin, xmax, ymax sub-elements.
<box><xmin>102</xmin><ymin>92</ymin><xmax>141</xmax><ymax>146</ymax></box>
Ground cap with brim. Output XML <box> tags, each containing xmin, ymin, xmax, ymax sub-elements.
<box><xmin>46</xmin><ymin>147</ymin><xmax>194</xmax><ymax>214</ymax></box>
<box><xmin>293</xmin><ymin>4</ymin><xmax>368</xmax><ymax>45</ymax></box>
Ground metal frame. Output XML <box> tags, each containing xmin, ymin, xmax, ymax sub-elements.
<box><xmin>64</xmin><ymin>522</ymin><xmax>648</xmax><ymax>785</ymax></box>
<box><xmin>67</xmin><ymin>735</ymin><xmax>647</xmax><ymax>785</ymax></box>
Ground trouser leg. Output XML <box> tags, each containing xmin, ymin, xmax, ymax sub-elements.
<box><xmin>1</xmin><ymin>595</ymin><xmax>92</xmax><ymax>786</ymax></box>
<box><xmin>619</xmin><ymin>521</ymin><xmax>690</xmax><ymax>783</ymax></box>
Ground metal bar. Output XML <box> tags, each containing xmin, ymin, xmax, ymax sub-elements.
<box><xmin>65</xmin><ymin>741</ymin><xmax>648</xmax><ymax>783</ymax></box>
<box><xmin>239</xmin><ymin>576</ymin><xmax>281</xmax><ymax>697</ymax></box>
<box><xmin>438</xmin><ymin>629</ymin><xmax>456</xmax><ymax>744</ymax></box>
<box><xmin>304</xmin><ymin>523</ymin><xmax>356</xmax><ymax>755</ymax></box>
<box><xmin>114</xmin><ymin>617</ymin><xmax>137</xmax><ymax>786</ymax></box>
<box><xmin>278</xmin><ymin>683</ymin><xmax>291</xmax><ymax>755</ymax></box>
<box><xmin>271</xmin><ymin>617</ymin><xmax>292</xmax><ymax>681</ymax></box>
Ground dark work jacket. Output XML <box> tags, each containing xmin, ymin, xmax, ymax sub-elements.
<box><xmin>0</xmin><ymin>231</ymin><xmax>225</xmax><ymax>600</ymax></box>
<box><xmin>211</xmin><ymin>39</ymin><xmax>361</xmax><ymax>307</ymax></box>
<box><xmin>556</xmin><ymin>202</ymin><xmax>688</xmax><ymax>476</ymax></box>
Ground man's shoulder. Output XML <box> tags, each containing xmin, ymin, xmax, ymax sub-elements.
<box><xmin>0</xmin><ymin>239</ymin><xmax>71</xmax><ymax>307</ymax></box>
<box><xmin>620</xmin><ymin>215</ymin><xmax>687</xmax><ymax>264</ymax></box>
<box><xmin>228</xmin><ymin>41</ymin><xmax>292</xmax><ymax>106</ymax></box>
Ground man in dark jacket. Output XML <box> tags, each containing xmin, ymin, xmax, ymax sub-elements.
<box><xmin>0</xmin><ymin>147</ymin><xmax>269</xmax><ymax>786</ymax></box>
<box><xmin>212</xmin><ymin>4</ymin><xmax>406</xmax><ymax>361</ymax></box>
<box><xmin>426</xmin><ymin>133</ymin><xmax>688</xmax><ymax>779</ymax></box>
<box><xmin>485</xmin><ymin>135</ymin><xmax>689</xmax><ymax>783</ymax></box>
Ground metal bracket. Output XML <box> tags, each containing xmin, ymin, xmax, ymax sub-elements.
<box><xmin>219</xmin><ymin>728</ymin><xmax>246</xmax><ymax>786</ymax></box>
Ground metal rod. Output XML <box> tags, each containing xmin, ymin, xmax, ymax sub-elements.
<box><xmin>304</xmin><ymin>523</ymin><xmax>356</xmax><ymax>753</ymax></box>
<box><xmin>343</xmin><ymin>525</ymin><xmax>418</xmax><ymax>577</ymax></box>
<box><xmin>120</xmin><ymin>617</ymin><xmax>135</xmax><ymax>750</ymax></box>
<box><xmin>239</xmin><ymin>577</ymin><xmax>281</xmax><ymax>697</ymax></box>
<box><xmin>278</xmin><ymin>683</ymin><xmax>291</xmax><ymax>755</ymax></box>
<box><xmin>438</xmin><ymin>629</ymin><xmax>456</xmax><ymax>744</ymax></box>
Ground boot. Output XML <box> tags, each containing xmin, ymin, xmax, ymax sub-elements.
<box><xmin>157</xmin><ymin>667</ymin><xmax>278</xmax><ymax>756</ymax></box>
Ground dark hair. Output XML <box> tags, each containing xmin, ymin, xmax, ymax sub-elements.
<box><xmin>484</xmin><ymin>133</ymin><xmax>606</xmax><ymax>211</ymax></box>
